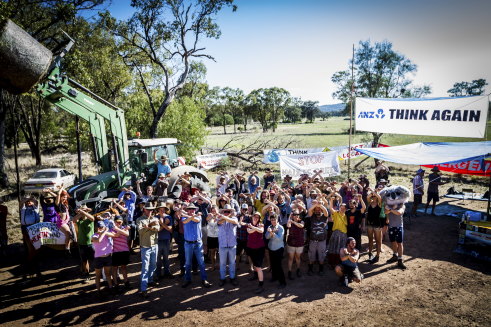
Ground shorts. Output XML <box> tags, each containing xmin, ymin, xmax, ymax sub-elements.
<box><xmin>388</xmin><ymin>227</ymin><xmax>404</xmax><ymax>243</ymax></box>
<box><xmin>207</xmin><ymin>237</ymin><xmax>218</xmax><ymax>249</ymax></box>
<box><xmin>340</xmin><ymin>263</ymin><xmax>362</xmax><ymax>281</ymax></box>
<box><xmin>308</xmin><ymin>239</ymin><xmax>327</xmax><ymax>262</ymax></box>
<box><xmin>287</xmin><ymin>245</ymin><xmax>303</xmax><ymax>254</ymax></box>
<box><xmin>427</xmin><ymin>192</ymin><xmax>439</xmax><ymax>203</ymax></box>
<box><xmin>413</xmin><ymin>194</ymin><xmax>423</xmax><ymax>205</ymax></box>
<box><xmin>236</xmin><ymin>239</ymin><xmax>248</xmax><ymax>255</ymax></box>
<box><xmin>112</xmin><ymin>251</ymin><xmax>130</xmax><ymax>266</ymax></box>
<box><xmin>248</xmin><ymin>247</ymin><xmax>265</xmax><ymax>268</ymax></box>
<box><xmin>79</xmin><ymin>244</ymin><xmax>94</xmax><ymax>262</ymax></box>
<box><xmin>94</xmin><ymin>255</ymin><xmax>112</xmax><ymax>269</ymax></box>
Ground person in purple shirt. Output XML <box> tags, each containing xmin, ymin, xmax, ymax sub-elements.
<box><xmin>217</xmin><ymin>204</ymin><xmax>239</xmax><ymax>287</ymax></box>
<box><xmin>40</xmin><ymin>189</ymin><xmax>59</xmax><ymax>223</ymax></box>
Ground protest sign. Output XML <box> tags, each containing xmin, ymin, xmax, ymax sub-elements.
<box><xmin>196</xmin><ymin>152</ymin><xmax>228</xmax><ymax>170</ymax></box>
<box><xmin>423</xmin><ymin>159</ymin><xmax>491</xmax><ymax>176</ymax></box>
<box><xmin>326</xmin><ymin>142</ymin><xmax>372</xmax><ymax>160</ymax></box>
<box><xmin>355</xmin><ymin>96</ymin><xmax>488</xmax><ymax>138</ymax></box>
<box><xmin>27</xmin><ymin>222</ymin><xmax>67</xmax><ymax>250</ymax></box>
<box><xmin>263</xmin><ymin>148</ymin><xmax>326</xmax><ymax>164</ymax></box>
<box><xmin>279</xmin><ymin>151</ymin><xmax>341</xmax><ymax>179</ymax></box>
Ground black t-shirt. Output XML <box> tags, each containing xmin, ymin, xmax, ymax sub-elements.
<box><xmin>347</xmin><ymin>209</ymin><xmax>362</xmax><ymax>233</ymax></box>
<box><xmin>366</xmin><ymin>205</ymin><xmax>382</xmax><ymax>226</ymax></box>
<box><xmin>264</xmin><ymin>175</ymin><xmax>275</xmax><ymax>189</ymax></box>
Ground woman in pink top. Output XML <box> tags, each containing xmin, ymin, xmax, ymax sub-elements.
<box><xmin>55</xmin><ymin>188</ymin><xmax>74</xmax><ymax>254</ymax></box>
<box><xmin>92</xmin><ymin>221</ymin><xmax>116</xmax><ymax>293</ymax></box>
<box><xmin>111</xmin><ymin>216</ymin><xmax>131</xmax><ymax>289</ymax></box>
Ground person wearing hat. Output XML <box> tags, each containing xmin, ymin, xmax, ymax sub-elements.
<box><xmin>375</xmin><ymin>160</ymin><xmax>390</xmax><ymax>184</ymax></box>
<box><xmin>335</xmin><ymin>237</ymin><xmax>362</xmax><ymax>287</ymax></box>
<box><xmin>136</xmin><ymin>201</ymin><xmax>160</xmax><ymax>297</ymax></box>
<box><xmin>92</xmin><ymin>221</ymin><xmax>117</xmax><ymax>294</ymax></box>
<box><xmin>154</xmin><ymin>173</ymin><xmax>169</xmax><ymax>197</ymax></box>
<box><xmin>217</xmin><ymin>204</ymin><xmax>239</xmax><ymax>287</ymax></box>
<box><xmin>181</xmin><ymin>203</ymin><xmax>211</xmax><ymax>288</ymax></box>
<box><xmin>153</xmin><ymin>149</ymin><xmax>172</xmax><ymax>185</ymax></box>
<box><xmin>411</xmin><ymin>168</ymin><xmax>425</xmax><ymax>217</ymax></box>
<box><xmin>117</xmin><ymin>188</ymin><xmax>137</xmax><ymax>252</ymax></box>
<box><xmin>73</xmin><ymin>205</ymin><xmax>95</xmax><ymax>283</ymax></box>
<box><xmin>155</xmin><ymin>201</ymin><xmax>173</xmax><ymax>279</ymax></box>
<box><xmin>111</xmin><ymin>216</ymin><xmax>131</xmax><ymax>290</ymax></box>
<box><xmin>425</xmin><ymin>166</ymin><xmax>445</xmax><ymax>215</ymax></box>
<box><xmin>281</xmin><ymin>174</ymin><xmax>294</xmax><ymax>189</ymax></box>
<box><xmin>20</xmin><ymin>196</ymin><xmax>40</xmax><ymax>245</ymax></box>
<box><xmin>375</xmin><ymin>178</ymin><xmax>389</xmax><ymax>190</ymax></box>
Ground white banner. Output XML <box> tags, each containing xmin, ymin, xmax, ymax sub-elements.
<box><xmin>263</xmin><ymin>148</ymin><xmax>326</xmax><ymax>163</ymax></box>
<box><xmin>196</xmin><ymin>152</ymin><xmax>228</xmax><ymax>170</ymax></box>
<box><xmin>279</xmin><ymin>152</ymin><xmax>341</xmax><ymax>179</ymax></box>
<box><xmin>27</xmin><ymin>222</ymin><xmax>67</xmax><ymax>250</ymax></box>
<box><xmin>355</xmin><ymin>96</ymin><xmax>488</xmax><ymax>138</ymax></box>
<box><xmin>327</xmin><ymin>142</ymin><xmax>372</xmax><ymax>160</ymax></box>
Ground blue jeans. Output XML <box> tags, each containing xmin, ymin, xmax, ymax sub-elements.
<box><xmin>184</xmin><ymin>241</ymin><xmax>207</xmax><ymax>281</ymax></box>
<box><xmin>140</xmin><ymin>245</ymin><xmax>157</xmax><ymax>291</ymax></box>
<box><xmin>219</xmin><ymin>246</ymin><xmax>236</xmax><ymax>280</ymax></box>
<box><xmin>156</xmin><ymin>239</ymin><xmax>171</xmax><ymax>277</ymax></box>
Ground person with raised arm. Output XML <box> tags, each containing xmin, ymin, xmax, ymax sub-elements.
<box><xmin>217</xmin><ymin>204</ymin><xmax>239</xmax><ymax>286</ymax></box>
<box><xmin>326</xmin><ymin>193</ymin><xmax>348</xmax><ymax>268</ymax></box>
<box><xmin>247</xmin><ymin>212</ymin><xmax>266</xmax><ymax>293</ymax></box>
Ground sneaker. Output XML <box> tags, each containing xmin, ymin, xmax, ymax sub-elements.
<box><xmin>219</xmin><ymin>279</ymin><xmax>226</xmax><ymax>287</ymax></box>
<box><xmin>296</xmin><ymin>269</ymin><xmax>302</xmax><ymax>278</ymax></box>
<box><xmin>254</xmin><ymin>286</ymin><xmax>264</xmax><ymax>294</ymax></box>
<box><xmin>288</xmin><ymin>271</ymin><xmax>294</xmax><ymax>280</ymax></box>
<box><xmin>202</xmin><ymin>280</ymin><xmax>212</xmax><ymax>288</ymax></box>
<box><xmin>368</xmin><ymin>252</ymin><xmax>373</xmax><ymax>260</ymax></box>
<box><xmin>230</xmin><ymin>278</ymin><xmax>239</xmax><ymax>287</ymax></box>
<box><xmin>386</xmin><ymin>255</ymin><xmax>398</xmax><ymax>263</ymax></box>
<box><xmin>344</xmin><ymin>276</ymin><xmax>349</xmax><ymax>287</ymax></box>
<box><xmin>182</xmin><ymin>280</ymin><xmax>192</xmax><ymax>288</ymax></box>
<box><xmin>370</xmin><ymin>256</ymin><xmax>379</xmax><ymax>264</ymax></box>
<box><xmin>397</xmin><ymin>259</ymin><xmax>407</xmax><ymax>269</ymax></box>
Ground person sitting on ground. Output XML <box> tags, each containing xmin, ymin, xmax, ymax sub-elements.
<box><xmin>72</xmin><ymin>204</ymin><xmax>95</xmax><ymax>283</ymax></box>
<box><xmin>92</xmin><ymin>221</ymin><xmax>116</xmax><ymax>295</ymax></box>
<box><xmin>335</xmin><ymin>237</ymin><xmax>363</xmax><ymax>287</ymax></box>
<box><xmin>411</xmin><ymin>168</ymin><xmax>425</xmax><ymax>217</ymax></box>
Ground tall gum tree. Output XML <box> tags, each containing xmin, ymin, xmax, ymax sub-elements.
<box><xmin>109</xmin><ymin>0</ymin><xmax>236</xmax><ymax>138</ymax></box>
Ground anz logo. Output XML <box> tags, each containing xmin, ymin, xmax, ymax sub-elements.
<box><xmin>358</xmin><ymin>108</ymin><xmax>385</xmax><ymax>119</ymax></box>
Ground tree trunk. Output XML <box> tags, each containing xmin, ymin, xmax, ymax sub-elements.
<box><xmin>222</xmin><ymin>116</ymin><xmax>227</xmax><ymax>134</ymax></box>
<box><xmin>149</xmin><ymin>94</ymin><xmax>174</xmax><ymax>138</ymax></box>
<box><xmin>371</xmin><ymin>132</ymin><xmax>383</xmax><ymax>165</ymax></box>
<box><xmin>0</xmin><ymin>105</ymin><xmax>7</xmax><ymax>187</ymax></box>
<box><xmin>243</xmin><ymin>114</ymin><xmax>247</xmax><ymax>131</ymax></box>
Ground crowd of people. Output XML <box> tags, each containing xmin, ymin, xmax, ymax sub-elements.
<box><xmin>9</xmin><ymin>156</ymin><xmax>448</xmax><ymax>298</ymax></box>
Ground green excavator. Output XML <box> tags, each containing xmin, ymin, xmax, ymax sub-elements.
<box><xmin>0</xmin><ymin>19</ymin><xmax>209</xmax><ymax>208</ymax></box>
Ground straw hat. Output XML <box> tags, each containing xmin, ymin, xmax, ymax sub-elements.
<box><xmin>143</xmin><ymin>202</ymin><xmax>156</xmax><ymax>210</ymax></box>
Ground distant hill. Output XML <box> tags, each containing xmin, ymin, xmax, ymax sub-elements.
<box><xmin>319</xmin><ymin>103</ymin><xmax>346</xmax><ymax>113</ymax></box>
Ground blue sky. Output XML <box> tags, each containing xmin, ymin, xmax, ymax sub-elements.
<box><xmin>88</xmin><ymin>0</ymin><xmax>491</xmax><ymax>105</ymax></box>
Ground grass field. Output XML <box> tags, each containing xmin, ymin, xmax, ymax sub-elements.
<box><xmin>205</xmin><ymin>117</ymin><xmax>491</xmax><ymax>150</ymax></box>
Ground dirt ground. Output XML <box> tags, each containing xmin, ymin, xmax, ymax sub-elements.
<box><xmin>1</xmin><ymin>201</ymin><xmax>490</xmax><ymax>327</ymax></box>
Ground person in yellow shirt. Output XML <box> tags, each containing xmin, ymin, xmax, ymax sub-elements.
<box><xmin>326</xmin><ymin>193</ymin><xmax>347</xmax><ymax>268</ymax></box>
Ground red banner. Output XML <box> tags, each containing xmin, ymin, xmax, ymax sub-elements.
<box><xmin>423</xmin><ymin>160</ymin><xmax>490</xmax><ymax>176</ymax></box>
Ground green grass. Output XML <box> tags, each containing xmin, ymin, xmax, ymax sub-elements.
<box><xmin>205</xmin><ymin>117</ymin><xmax>491</xmax><ymax>149</ymax></box>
